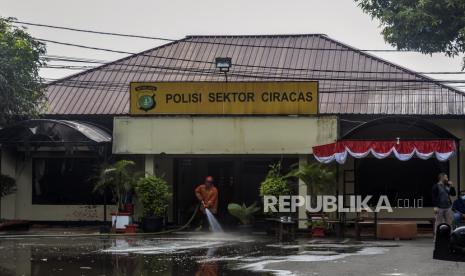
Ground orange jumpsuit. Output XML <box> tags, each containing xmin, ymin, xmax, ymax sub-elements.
<box><xmin>195</xmin><ymin>184</ymin><xmax>218</xmax><ymax>214</ymax></box>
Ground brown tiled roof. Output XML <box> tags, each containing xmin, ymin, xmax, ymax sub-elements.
<box><xmin>45</xmin><ymin>34</ymin><xmax>465</xmax><ymax>115</ymax></box>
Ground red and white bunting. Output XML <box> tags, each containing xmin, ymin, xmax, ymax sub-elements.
<box><xmin>312</xmin><ymin>140</ymin><xmax>456</xmax><ymax>164</ymax></box>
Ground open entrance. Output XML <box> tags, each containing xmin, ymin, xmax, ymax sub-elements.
<box><xmin>344</xmin><ymin>117</ymin><xmax>459</xmax><ymax>211</ymax></box>
<box><xmin>174</xmin><ymin>156</ymin><xmax>297</xmax><ymax>226</ymax></box>
<box><xmin>313</xmin><ymin>116</ymin><xmax>459</xmax><ymax>218</ymax></box>
<box><xmin>355</xmin><ymin>157</ymin><xmax>449</xmax><ymax>207</ymax></box>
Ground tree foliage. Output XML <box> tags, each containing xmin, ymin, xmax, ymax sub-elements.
<box><xmin>0</xmin><ymin>17</ymin><xmax>46</xmax><ymax>124</ymax></box>
<box><xmin>355</xmin><ymin>0</ymin><xmax>465</xmax><ymax>63</ymax></box>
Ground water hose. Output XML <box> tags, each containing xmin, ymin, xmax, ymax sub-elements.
<box><xmin>148</xmin><ymin>204</ymin><xmax>200</xmax><ymax>235</ymax></box>
<box><xmin>0</xmin><ymin>205</ymin><xmax>200</xmax><ymax>239</ymax></box>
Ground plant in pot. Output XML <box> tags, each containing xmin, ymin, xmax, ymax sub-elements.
<box><xmin>227</xmin><ymin>202</ymin><xmax>261</xmax><ymax>232</ymax></box>
<box><xmin>260</xmin><ymin>162</ymin><xmax>292</xmax><ymax>234</ymax></box>
<box><xmin>134</xmin><ymin>174</ymin><xmax>171</xmax><ymax>232</ymax></box>
<box><xmin>286</xmin><ymin>162</ymin><xmax>335</xmax><ymax>199</ymax></box>
<box><xmin>287</xmin><ymin>162</ymin><xmax>336</xmax><ymax>237</ymax></box>
<box><xmin>306</xmin><ymin>218</ymin><xmax>327</xmax><ymax>238</ymax></box>
<box><xmin>93</xmin><ymin>160</ymin><xmax>137</xmax><ymax>232</ymax></box>
<box><xmin>260</xmin><ymin>162</ymin><xmax>292</xmax><ymax>217</ymax></box>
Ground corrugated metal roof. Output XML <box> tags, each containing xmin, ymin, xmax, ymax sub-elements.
<box><xmin>45</xmin><ymin>34</ymin><xmax>465</xmax><ymax>115</ymax></box>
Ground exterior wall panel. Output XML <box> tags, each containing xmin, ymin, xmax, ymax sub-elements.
<box><xmin>113</xmin><ymin>116</ymin><xmax>338</xmax><ymax>155</ymax></box>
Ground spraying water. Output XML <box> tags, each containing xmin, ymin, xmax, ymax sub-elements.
<box><xmin>205</xmin><ymin>208</ymin><xmax>224</xmax><ymax>233</ymax></box>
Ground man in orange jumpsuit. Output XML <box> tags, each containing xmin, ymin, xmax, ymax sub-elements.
<box><xmin>195</xmin><ymin>176</ymin><xmax>218</xmax><ymax>214</ymax></box>
<box><xmin>195</xmin><ymin>176</ymin><xmax>218</xmax><ymax>230</ymax></box>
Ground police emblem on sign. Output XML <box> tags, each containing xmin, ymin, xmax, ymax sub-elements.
<box><xmin>136</xmin><ymin>85</ymin><xmax>157</xmax><ymax>111</ymax></box>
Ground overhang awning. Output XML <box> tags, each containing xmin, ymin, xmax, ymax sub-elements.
<box><xmin>312</xmin><ymin>139</ymin><xmax>456</xmax><ymax>164</ymax></box>
<box><xmin>0</xmin><ymin>119</ymin><xmax>112</xmax><ymax>146</ymax></box>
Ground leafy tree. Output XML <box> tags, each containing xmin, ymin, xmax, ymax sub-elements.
<box><xmin>0</xmin><ymin>17</ymin><xmax>46</xmax><ymax>124</ymax></box>
<box><xmin>355</xmin><ymin>0</ymin><xmax>465</xmax><ymax>64</ymax></box>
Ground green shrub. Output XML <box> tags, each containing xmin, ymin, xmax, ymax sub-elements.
<box><xmin>135</xmin><ymin>175</ymin><xmax>171</xmax><ymax>217</ymax></box>
<box><xmin>260</xmin><ymin>162</ymin><xmax>291</xmax><ymax>198</ymax></box>
<box><xmin>228</xmin><ymin>202</ymin><xmax>261</xmax><ymax>225</ymax></box>
<box><xmin>306</xmin><ymin>219</ymin><xmax>326</xmax><ymax>229</ymax></box>
<box><xmin>260</xmin><ymin>162</ymin><xmax>291</xmax><ymax>214</ymax></box>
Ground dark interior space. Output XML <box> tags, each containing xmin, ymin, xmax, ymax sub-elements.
<box><xmin>174</xmin><ymin>156</ymin><xmax>297</xmax><ymax>226</ymax></box>
<box><xmin>355</xmin><ymin>157</ymin><xmax>449</xmax><ymax>207</ymax></box>
<box><xmin>32</xmin><ymin>158</ymin><xmax>105</xmax><ymax>205</ymax></box>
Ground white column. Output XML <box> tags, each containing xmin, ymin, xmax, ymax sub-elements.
<box><xmin>145</xmin><ymin>155</ymin><xmax>154</xmax><ymax>176</ymax></box>
<box><xmin>1</xmin><ymin>148</ymin><xmax>17</xmax><ymax>219</ymax></box>
<box><xmin>298</xmin><ymin>155</ymin><xmax>308</xmax><ymax>229</ymax></box>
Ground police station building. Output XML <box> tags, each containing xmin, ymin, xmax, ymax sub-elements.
<box><xmin>1</xmin><ymin>34</ymin><xmax>465</xmax><ymax>229</ymax></box>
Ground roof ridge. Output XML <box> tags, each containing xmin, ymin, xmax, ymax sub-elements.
<box><xmin>185</xmin><ymin>34</ymin><xmax>328</xmax><ymax>39</ymax></box>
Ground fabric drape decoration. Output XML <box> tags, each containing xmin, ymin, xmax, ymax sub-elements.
<box><xmin>312</xmin><ymin>140</ymin><xmax>456</xmax><ymax>164</ymax></box>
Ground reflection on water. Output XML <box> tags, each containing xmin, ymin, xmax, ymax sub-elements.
<box><xmin>0</xmin><ymin>234</ymin><xmax>267</xmax><ymax>276</ymax></box>
<box><xmin>0</xmin><ymin>233</ymin><xmax>388</xmax><ymax>276</ymax></box>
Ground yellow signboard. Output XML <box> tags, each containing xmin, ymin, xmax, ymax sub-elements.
<box><xmin>130</xmin><ymin>82</ymin><xmax>318</xmax><ymax>115</ymax></box>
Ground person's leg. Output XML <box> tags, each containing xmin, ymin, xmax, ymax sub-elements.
<box><xmin>453</xmin><ymin>212</ymin><xmax>461</xmax><ymax>227</ymax></box>
<box><xmin>435</xmin><ymin>208</ymin><xmax>449</xmax><ymax>239</ymax></box>
<box><xmin>194</xmin><ymin>209</ymin><xmax>205</xmax><ymax>231</ymax></box>
<box><xmin>435</xmin><ymin>209</ymin><xmax>445</xmax><ymax>235</ymax></box>
<box><xmin>445</xmin><ymin>208</ymin><xmax>454</xmax><ymax>226</ymax></box>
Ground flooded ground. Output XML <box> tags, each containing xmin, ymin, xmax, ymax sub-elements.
<box><xmin>0</xmin><ymin>232</ymin><xmax>391</xmax><ymax>276</ymax></box>
<box><xmin>0</xmin><ymin>232</ymin><xmax>463</xmax><ymax>275</ymax></box>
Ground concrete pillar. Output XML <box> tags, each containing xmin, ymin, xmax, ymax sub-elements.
<box><xmin>298</xmin><ymin>155</ymin><xmax>308</xmax><ymax>229</ymax></box>
<box><xmin>1</xmin><ymin>148</ymin><xmax>17</xmax><ymax>219</ymax></box>
<box><xmin>145</xmin><ymin>155</ymin><xmax>154</xmax><ymax>176</ymax></box>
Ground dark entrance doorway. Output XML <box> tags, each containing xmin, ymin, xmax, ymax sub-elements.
<box><xmin>355</xmin><ymin>157</ymin><xmax>449</xmax><ymax>207</ymax></box>
<box><xmin>341</xmin><ymin>116</ymin><xmax>459</xmax><ymax>211</ymax></box>
<box><xmin>174</xmin><ymin>156</ymin><xmax>297</xmax><ymax>226</ymax></box>
<box><xmin>207</xmin><ymin>161</ymin><xmax>235</xmax><ymax>224</ymax></box>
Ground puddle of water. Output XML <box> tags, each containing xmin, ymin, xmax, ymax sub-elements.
<box><xmin>0</xmin><ymin>233</ymin><xmax>390</xmax><ymax>276</ymax></box>
<box><xmin>238</xmin><ymin>247</ymin><xmax>388</xmax><ymax>276</ymax></box>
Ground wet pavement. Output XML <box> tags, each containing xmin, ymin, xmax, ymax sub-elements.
<box><xmin>0</xmin><ymin>232</ymin><xmax>464</xmax><ymax>276</ymax></box>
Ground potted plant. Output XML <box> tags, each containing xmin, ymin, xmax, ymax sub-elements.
<box><xmin>227</xmin><ymin>202</ymin><xmax>261</xmax><ymax>232</ymax></box>
<box><xmin>259</xmin><ymin>162</ymin><xmax>292</xmax><ymax>234</ymax></box>
<box><xmin>260</xmin><ymin>162</ymin><xmax>292</xmax><ymax>216</ymax></box>
<box><xmin>93</xmin><ymin>160</ymin><xmax>137</xmax><ymax>232</ymax></box>
<box><xmin>287</xmin><ymin>162</ymin><xmax>336</xmax><ymax>235</ymax></box>
<box><xmin>306</xmin><ymin>218</ymin><xmax>327</xmax><ymax>237</ymax></box>
<box><xmin>286</xmin><ymin>162</ymin><xmax>336</xmax><ymax>200</ymax></box>
<box><xmin>134</xmin><ymin>174</ymin><xmax>171</xmax><ymax>232</ymax></box>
